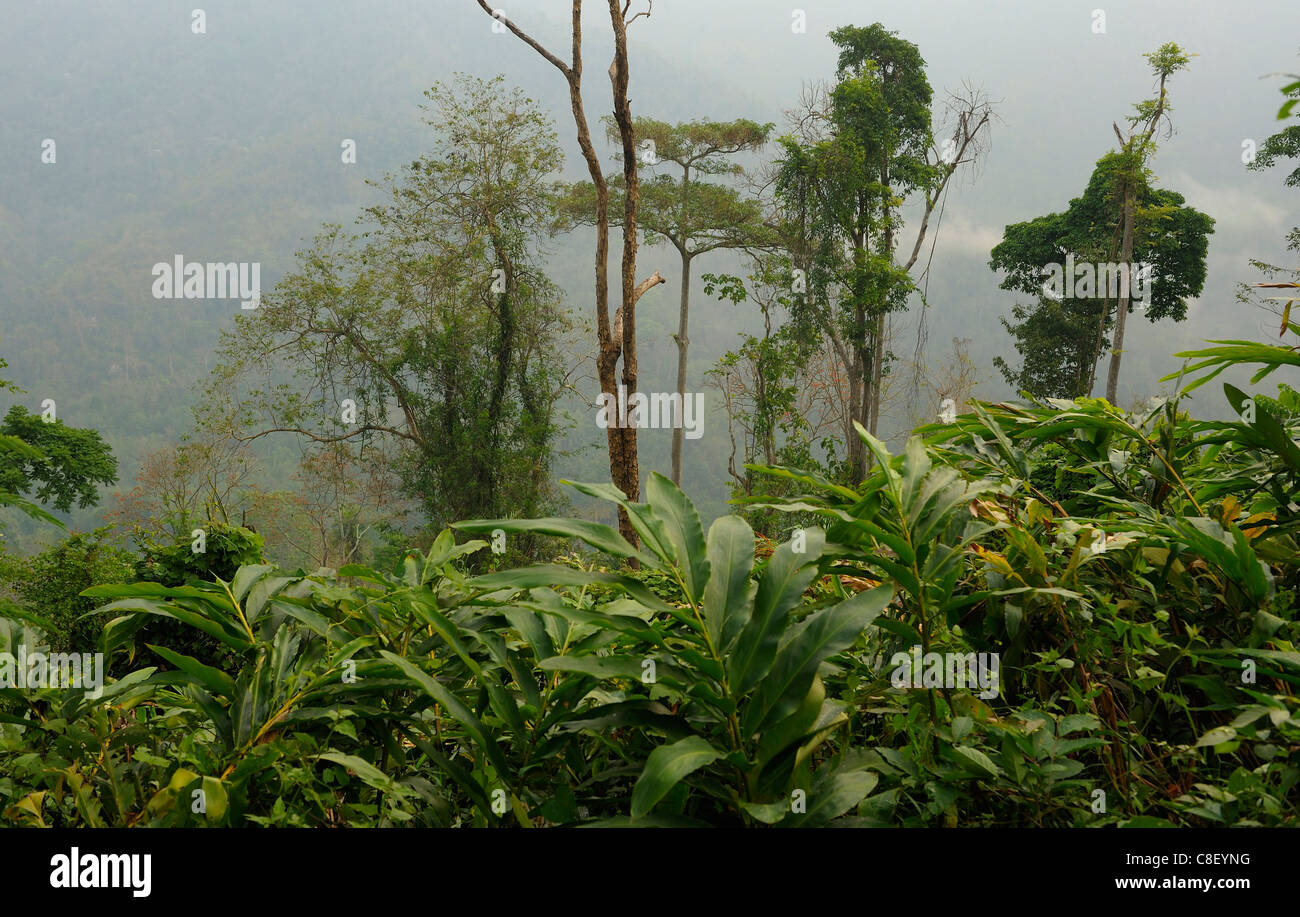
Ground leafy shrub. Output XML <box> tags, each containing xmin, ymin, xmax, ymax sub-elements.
<box><xmin>136</xmin><ymin>522</ymin><xmax>265</xmax><ymax>587</ymax></box>
<box><xmin>0</xmin><ymin>528</ymin><xmax>137</xmax><ymax>653</ymax></box>
<box><xmin>1</xmin><ymin>331</ymin><xmax>1297</xmax><ymax>827</ymax></box>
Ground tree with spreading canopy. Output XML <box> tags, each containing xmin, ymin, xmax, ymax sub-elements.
<box><xmin>559</xmin><ymin>116</ymin><xmax>773</xmax><ymax>485</ymax></box>
<box><xmin>990</xmin><ymin>46</ymin><xmax>1213</xmax><ymax>402</ymax></box>
<box><xmin>774</xmin><ymin>23</ymin><xmax>993</xmax><ymax>481</ymax></box>
<box><xmin>197</xmin><ymin>75</ymin><xmax>569</xmax><ymax>537</ymax></box>
<box><xmin>0</xmin><ymin>355</ymin><xmax>118</xmax><ymax>528</ymax></box>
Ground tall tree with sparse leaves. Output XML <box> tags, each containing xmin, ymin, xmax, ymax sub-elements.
<box><xmin>561</xmin><ymin>116</ymin><xmax>773</xmax><ymax>485</ymax></box>
<box><xmin>473</xmin><ymin>2</ymin><xmax>665</xmax><ymax>552</ymax></box>
<box><xmin>775</xmin><ymin>23</ymin><xmax>993</xmax><ymax>481</ymax></box>
<box><xmin>1103</xmin><ymin>42</ymin><xmax>1195</xmax><ymax>404</ymax></box>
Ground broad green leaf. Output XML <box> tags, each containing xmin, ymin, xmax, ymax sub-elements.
<box><xmin>0</xmin><ymin>492</ymin><xmax>62</xmax><ymax>527</ymax></box>
<box><xmin>146</xmin><ymin>767</ymin><xmax>199</xmax><ymax>815</ymax></box>
<box><xmin>740</xmin><ymin>463</ymin><xmax>861</xmax><ymax>501</ymax></box>
<box><xmin>468</xmin><ymin>564</ymin><xmax>672</xmax><ymax>611</ymax></box>
<box><xmin>738</xmin><ymin>798</ymin><xmax>791</xmax><ymax>824</ymax></box>
<box><xmin>702</xmin><ymin>514</ymin><xmax>755</xmax><ymax>651</ymax></box>
<box><xmin>199</xmin><ymin>776</ymin><xmax>228</xmax><ymax>821</ymax></box>
<box><xmin>564</xmin><ymin>480</ymin><xmax>675</xmax><ymax>565</ymax></box>
<box><xmin>782</xmin><ymin>768</ymin><xmax>878</xmax><ymax>827</ymax></box>
<box><xmin>378</xmin><ymin>651</ymin><xmax>513</xmax><ymax>780</ymax></box>
<box><xmin>146</xmin><ymin>644</ymin><xmax>236</xmax><ymax>698</ymax></box>
<box><xmin>242</xmin><ymin>575</ymin><xmax>301</xmax><ymax>624</ymax></box>
<box><xmin>540</xmin><ymin>654</ymin><xmax>692</xmax><ymax>691</ymax></box>
<box><xmin>230</xmin><ymin>565</ymin><xmax>276</xmax><ymax>604</ymax></box>
<box><xmin>899</xmin><ymin>436</ymin><xmax>933</xmax><ymax>514</ymax></box>
<box><xmin>755</xmin><ymin>674</ymin><xmax>826</xmax><ymax>773</ymax></box>
<box><xmin>406</xmin><ymin>595</ymin><xmax>483</xmax><ymax>678</ymax></box>
<box><xmin>1196</xmin><ymin>725</ymin><xmax>1237</xmax><ymax>748</ymax></box>
<box><xmin>747</xmin><ymin>584</ymin><xmax>891</xmax><ymax>735</ymax></box>
<box><xmin>1224</xmin><ymin>382</ymin><xmax>1300</xmax><ymax>474</ymax></box>
<box><xmin>0</xmin><ymin>599</ymin><xmax>56</xmax><ymax>633</ymax></box>
<box><xmin>81</xmin><ymin>581</ymin><xmax>237</xmax><ymax>608</ymax></box>
<box><xmin>646</xmin><ymin>473</ymin><xmax>710</xmax><ymax>606</ymax></box>
<box><xmin>630</xmin><ymin>735</ymin><xmax>723</xmax><ymax>819</ymax></box>
<box><xmin>949</xmin><ymin>745</ymin><xmax>1001</xmax><ymax>778</ymax></box>
<box><xmin>454</xmin><ymin>516</ymin><xmax>652</xmax><ymax>565</ymax></box>
<box><xmin>558</xmin><ymin>700</ymin><xmax>693</xmax><ymax>741</ymax></box>
<box><xmin>85</xmin><ymin>596</ymin><xmax>252</xmax><ymax>651</ymax></box>
<box><xmin>318</xmin><ymin>752</ymin><xmax>414</xmax><ymax>800</ymax></box>
<box><xmin>99</xmin><ymin>613</ymin><xmax>149</xmax><ymax>657</ymax></box>
<box><xmin>422</xmin><ymin>529</ymin><xmax>457</xmax><ymax>580</ymax></box>
<box><xmin>728</xmin><ymin>528</ymin><xmax>825</xmax><ymax>696</ymax></box>
<box><xmin>503</xmin><ymin>607</ymin><xmax>555</xmax><ymax>662</ymax></box>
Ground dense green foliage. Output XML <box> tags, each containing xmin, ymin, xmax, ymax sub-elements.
<box><xmin>1</xmin><ymin>16</ymin><xmax>1296</xmax><ymax>835</ymax></box>
<box><xmin>195</xmin><ymin>75</ymin><xmax>569</xmax><ymax>539</ymax></box>
<box><xmin>1</xmin><ymin>326</ymin><xmax>1296</xmax><ymax>827</ymax></box>
<box><xmin>135</xmin><ymin>522</ymin><xmax>266</xmax><ymax>589</ymax></box>
<box><xmin>0</xmin><ymin>398</ymin><xmax>118</xmax><ymax>532</ymax></box>
<box><xmin>991</xmin><ymin>51</ymin><xmax>1214</xmax><ymax>400</ymax></box>
<box><xmin>0</xmin><ymin>529</ymin><xmax>136</xmax><ymax>655</ymax></box>
<box><xmin>773</xmin><ymin>24</ymin><xmax>949</xmax><ymax>476</ymax></box>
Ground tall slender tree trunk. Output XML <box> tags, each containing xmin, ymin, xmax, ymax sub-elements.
<box><xmin>860</xmin><ymin>333</ymin><xmax>874</xmax><ymax>447</ymax></box>
<box><xmin>869</xmin><ymin>161</ymin><xmax>892</xmax><ymax>437</ymax></box>
<box><xmin>671</xmin><ymin>249</ymin><xmax>692</xmax><ymax>484</ymax></box>
<box><xmin>1088</xmin><ymin>222</ymin><xmax>1124</xmax><ymax>395</ymax></box>
<box><xmin>608</xmin><ymin>0</ymin><xmax>642</xmax><ymax>545</ymax></box>
<box><xmin>848</xmin><ymin>334</ymin><xmax>867</xmax><ymax>482</ymax></box>
<box><xmin>848</xmin><ymin>213</ymin><xmax>871</xmax><ymax>482</ymax></box>
<box><xmin>868</xmin><ymin>315</ymin><xmax>884</xmax><ymax>436</ymax></box>
<box><xmin>473</xmin><ymin>0</ymin><xmax>655</xmax><ymax>548</ymax></box>
<box><xmin>1105</xmin><ymin>180</ymin><xmax>1136</xmax><ymax>405</ymax></box>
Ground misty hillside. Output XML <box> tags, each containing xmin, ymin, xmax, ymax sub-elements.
<box><xmin>3</xmin><ymin>1</ymin><xmax>1296</xmax><ymax>543</ymax></box>
<box><xmin>2</xmin><ymin>0</ymin><xmax>1299</xmax><ymax>850</ymax></box>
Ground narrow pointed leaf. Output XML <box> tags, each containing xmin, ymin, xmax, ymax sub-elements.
<box><xmin>630</xmin><ymin>736</ymin><xmax>723</xmax><ymax>819</ymax></box>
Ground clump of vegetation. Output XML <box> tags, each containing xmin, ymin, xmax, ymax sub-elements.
<box><xmin>2</xmin><ymin>17</ymin><xmax>1298</xmax><ymax>834</ymax></box>
<box><xmin>0</xmin><ymin>324</ymin><xmax>1295</xmax><ymax>827</ymax></box>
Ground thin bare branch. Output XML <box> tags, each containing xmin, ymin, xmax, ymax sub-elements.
<box><xmin>471</xmin><ymin>0</ymin><xmax>571</xmax><ymax>75</ymax></box>
<box><xmin>625</xmin><ymin>0</ymin><xmax>652</xmax><ymax>26</ymax></box>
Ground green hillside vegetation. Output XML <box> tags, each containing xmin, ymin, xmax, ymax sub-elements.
<box><xmin>0</xmin><ymin>7</ymin><xmax>1297</xmax><ymax>829</ymax></box>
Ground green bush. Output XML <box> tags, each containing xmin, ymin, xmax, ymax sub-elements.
<box><xmin>0</xmin><ymin>528</ymin><xmax>137</xmax><ymax>654</ymax></box>
<box><xmin>0</xmin><ymin>330</ymin><xmax>1297</xmax><ymax>827</ymax></box>
<box><xmin>136</xmin><ymin>522</ymin><xmax>265</xmax><ymax>587</ymax></box>
<box><xmin>128</xmin><ymin>522</ymin><xmax>267</xmax><ymax>673</ymax></box>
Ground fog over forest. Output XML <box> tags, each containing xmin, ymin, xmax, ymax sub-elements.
<box><xmin>2</xmin><ymin>1</ymin><xmax>1296</xmax><ymax>541</ymax></box>
<box><xmin>2</xmin><ymin>0</ymin><xmax>1300</xmax><ymax>852</ymax></box>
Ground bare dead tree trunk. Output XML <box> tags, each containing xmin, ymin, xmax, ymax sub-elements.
<box><xmin>472</xmin><ymin>1</ymin><xmax>663</xmax><ymax>548</ymax></box>
<box><xmin>671</xmin><ymin>249</ymin><xmax>692</xmax><ymax>485</ymax></box>
<box><xmin>1105</xmin><ymin>179</ymin><xmax>1136</xmax><ymax>405</ymax></box>
<box><xmin>608</xmin><ymin>0</ymin><xmax>643</xmax><ymax>542</ymax></box>
<box><xmin>868</xmin><ymin>314</ymin><xmax>885</xmax><ymax>435</ymax></box>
